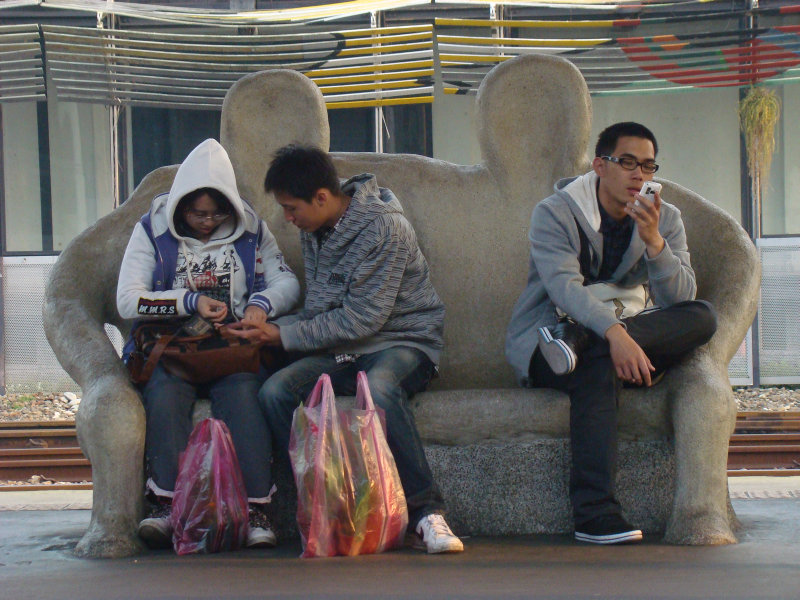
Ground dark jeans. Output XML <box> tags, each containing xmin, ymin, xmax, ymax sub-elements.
<box><xmin>258</xmin><ymin>345</ymin><xmax>445</xmax><ymax>525</ymax></box>
<box><xmin>529</xmin><ymin>300</ymin><xmax>717</xmax><ymax>527</ymax></box>
<box><xmin>141</xmin><ymin>365</ymin><xmax>272</xmax><ymax>502</ymax></box>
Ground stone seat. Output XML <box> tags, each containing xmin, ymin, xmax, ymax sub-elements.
<box><xmin>44</xmin><ymin>53</ymin><xmax>759</xmax><ymax>558</ymax></box>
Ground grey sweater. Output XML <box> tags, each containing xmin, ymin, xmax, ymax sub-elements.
<box><xmin>278</xmin><ymin>174</ymin><xmax>445</xmax><ymax>364</ymax></box>
<box><xmin>505</xmin><ymin>172</ymin><xmax>697</xmax><ymax>386</ymax></box>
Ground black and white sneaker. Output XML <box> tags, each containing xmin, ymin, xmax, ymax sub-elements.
<box><xmin>537</xmin><ymin>318</ymin><xmax>591</xmax><ymax>376</ymax></box>
<box><xmin>537</xmin><ymin>326</ymin><xmax>577</xmax><ymax>375</ymax></box>
<box><xmin>138</xmin><ymin>501</ymin><xmax>173</xmax><ymax>549</ymax></box>
<box><xmin>246</xmin><ymin>505</ymin><xmax>277</xmax><ymax>548</ymax></box>
<box><xmin>574</xmin><ymin>514</ymin><xmax>643</xmax><ymax>545</ymax></box>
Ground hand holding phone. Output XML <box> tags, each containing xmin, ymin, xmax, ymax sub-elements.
<box><xmin>635</xmin><ymin>181</ymin><xmax>661</xmax><ymax>206</ymax></box>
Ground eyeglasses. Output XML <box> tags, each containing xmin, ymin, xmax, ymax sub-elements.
<box><xmin>185</xmin><ymin>209</ymin><xmax>231</xmax><ymax>223</ymax></box>
<box><xmin>601</xmin><ymin>155</ymin><xmax>659</xmax><ymax>174</ymax></box>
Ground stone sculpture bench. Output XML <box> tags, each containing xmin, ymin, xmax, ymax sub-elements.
<box><xmin>43</xmin><ymin>54</ymin><xmax>759</xmax><ymax>558</ymax></box>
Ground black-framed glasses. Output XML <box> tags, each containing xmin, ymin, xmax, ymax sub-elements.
<box><xmin>601</xmin><ymin>155</ymin><xmax>659</xmax><ymax>174</ymax></box>
<box><xmin>185</xmin><ymin>209</ymin><xmax>231</xmax><ymax>223</ymax></box>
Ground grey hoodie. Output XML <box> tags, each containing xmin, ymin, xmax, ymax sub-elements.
<box><xmin>505</xmin><ymin>171</ymin><xmax>697</xmax><ymax>386</ymax></box>
<box><xmin>278</xmin><ymin>174</ymin><xmax>445</xmax><ymax>364</ymax></box>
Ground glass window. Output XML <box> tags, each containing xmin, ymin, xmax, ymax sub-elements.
<box><xmin>328</xmin><ymin>107</ymin><xmax>374</xmax><ymax>152</ymax></box>
<box><xmin>131</xmin><ymin>107</ymin><xmax>222</xmax><ymax>188</ymax></box>
<box><xmin>383</xmin><ymin>104</ymin><xmax>432</xmax><ymax>157</ymax></box>
<box><xmin>47</xmin><ymin>99</ymin><xmax>114</xmax><ymax>252</ymax></box>
<box><xmin>2</xmin><ymin>102</ymin><xmax>43</xmax><ymax>253</ymax></box>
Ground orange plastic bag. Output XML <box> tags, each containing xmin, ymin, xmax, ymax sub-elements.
<box><xmin>339</xmin><ymin>371</ymin><xmax>408</xmax><ymax>554</ymax></box>
<box><xmin>171</xmin><ymin>418</ymin><xmax>249</xmax><ymax>555</ymax></box>
<box><xmin>288</xmin><ymin>372</ymin><xmax>408</xmax><ymax>558</ymax></box>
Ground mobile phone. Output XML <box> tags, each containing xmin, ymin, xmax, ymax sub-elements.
<box><xmin>179</xmin><ymin>313</ymin><xmax>215</xmax><ymax>336</ymax></box>
<box><xmin>635</xmin><ymin>181</ymin><xmax>662</xmax><ymax>206</ymax></box>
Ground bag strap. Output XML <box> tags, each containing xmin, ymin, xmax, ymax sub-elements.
<box><xmin>305</xmin><ymin>373</ymin><xmax>334</xmax><ymax>409</ymax></box>
<box><xmin>139</xmin><ymin>318</ymin><xmax>275</xmax><ymax>381</ymax></box>
<box><xmin>138</xmin><ymin>332</ymin><xmax>176</xmax><ymax>383</ymax></box>
<box><xmin>574</xmin><ymin>216</ymin><xmax>593</xmax><ymax>285</ymax></box>
<box><xmin>355</xmin><ymin>371</ymin><xmax>375</xmax><ymax>411</ymax></box>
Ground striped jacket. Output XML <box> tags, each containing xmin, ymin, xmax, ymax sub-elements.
<box><xmin>277</xmin><ymin>174</ymin><xmax>445</xmax><ymax>364</ymax></box>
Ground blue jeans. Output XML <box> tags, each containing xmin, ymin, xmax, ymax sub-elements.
<box><xmin>141</xmin><ymin>365</ymin><xmax>272</xmax><ymax>501</ymax></box>
<box><xmin>258</xmin><ymin>346</ymin><xmax>445</xmax><ymax>525</ymax></box>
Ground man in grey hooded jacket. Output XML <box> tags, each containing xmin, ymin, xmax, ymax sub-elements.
<box><xmin>506</xmin><ymin>122</ymin><xmax>717</xmax><ymax>545</ymax></box>
<box><xmin>229</xmin><ymin>144</ymin><xmax>463</xmax><ymax>554</ymax></box>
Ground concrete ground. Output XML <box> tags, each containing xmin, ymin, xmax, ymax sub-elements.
<box><xmin>0</xmin><ymin>479</ymin><xmax>798</xmax><ymax>600</ymax></box>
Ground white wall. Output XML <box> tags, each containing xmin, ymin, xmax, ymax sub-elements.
<box><xmin>430</xmin><ymin>84</ymin><xmax>745</xmax><ymax>225</ymax></box>
<box><xmin>2</xmin><ymin>102</ymin><xmax>43</xmax><ymax>252</ymax></box>
<box><xmin>591</xmin><ymin>88</ymin><xmax>743</xmax><ymax>224</ymax></box>
<box><xmin>431</xmin><ymin>91</ymin><xmax>482</xmax><ymax>166</ymax></box>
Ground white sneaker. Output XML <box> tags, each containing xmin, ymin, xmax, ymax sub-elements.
<box><xmin>246</xmin><ymin>526</ymin><xmax>277</xmax><ymax>548</ymax></box>
<box><xmin>138</xmin><ymin>516</ymin><xmax>172</xmax><ymax>549</ymax></box>
<box><xmin>414</xmin><ymin>514</ymin><xmax>464</xmax><ymax>554</ymax></box>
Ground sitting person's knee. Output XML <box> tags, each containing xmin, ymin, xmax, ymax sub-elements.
<box><xmin>693</xmin><ymin>299</ymin><xmax>718</xmax><ymax>343</ymax></box>
<box><xmin>257</xmin><ymin>376</ymin><xmax>282</xmax><ymax>406</ymax></box>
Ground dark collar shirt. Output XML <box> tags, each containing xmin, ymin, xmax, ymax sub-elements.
<box><xmin>597</xmin><ymin>198</ymin><xmax>634</xmax><ymax>282</ymax></box>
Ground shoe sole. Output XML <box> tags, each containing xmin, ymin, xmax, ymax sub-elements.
<box><xmin>537</xmin><ymin>327</ymin><xmax>577</xmax><ymax>376</ymax></box>
<box><xmin>408</xmin><ymin>532</ymin><xmax>464</xmax><ymax>554</ymax></box>
<box><xmin>574</xmin><ymin>530</ymin><xmax>643</xmax><ymax>545</ymax></box>
<box><xmin>428</xmin><ymin>542</ymin><xmax>464</xmax><ymax>554</ymax></box>
<box><xmin>246</xmin><ymin>534</ymin><xmax>278</xmax><ymax>549</ymax></box>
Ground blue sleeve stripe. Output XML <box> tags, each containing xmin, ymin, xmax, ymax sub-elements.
<box><xmin>184</xmin><ymin>292</ymin><xmax>200</xmax><ymax>313</ymax></box>
<box><xmin>247</xmin><ymin>296</ymin><xmax>273</xmax><ymax>316</ymax></box>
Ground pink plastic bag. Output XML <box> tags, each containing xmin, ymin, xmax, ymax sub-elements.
<box><xmin>170</xmin><ymin>418</ymin><xmax>249</xmax><ymax>555</ymax></box>
<box><xmin>289</xmin><ymin>374</ymin><xmax>353</xmax><ymax>558</ymax></box>
<box><xmin>288</xmin><ymin>372</ymin><xmax>408</xmax><ymax>558</ymax></box>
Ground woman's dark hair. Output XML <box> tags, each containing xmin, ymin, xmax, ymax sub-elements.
<box><xmin>264</xmin><ymin>144</ymin><xmax>341</xmax><ymax>202</ymax></box>
<box><xmin>595</xmin><ymin>122</ymin><xmax>658</xmax><ymax>157</ymax></box>
<box><xmin>173</xmin><ymin>187</ymin><xmax>234</xmax><ymax>238</ymax></box>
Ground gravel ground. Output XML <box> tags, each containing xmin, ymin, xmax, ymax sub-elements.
<box><xmin>1</xmin><ymin>387</ymin><xmax>800</xmax><ymax>422</ymax></box>
<box><xmin>0</xmin><ymin>391</ymin><xmax>82</xmax><ymax>422</ymax></box>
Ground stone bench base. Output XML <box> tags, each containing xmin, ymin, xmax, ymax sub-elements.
<box><xmin>196</xmin><ymin>389</ymin><xmax>676</xmax><ymax>538</ymax></box>
<box><xmin>258</xmin><ymin>439</ymin><xmax>676</xmax><ymax>540</ymax></box>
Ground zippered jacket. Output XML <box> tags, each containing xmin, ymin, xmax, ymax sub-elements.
<box><xmin>277</xmin><ymin>174</ymin><xmax>445</xmax><ymax>365</ymax></box>
<box><xmin>505</xmin><ymin>171</ymin><xmax>696</xmax><ymax>385</ymax></box>
<box><xmin>117</xmin><ymin>139</ymin><xmax>300</xmax><ymax>359</ymax></box>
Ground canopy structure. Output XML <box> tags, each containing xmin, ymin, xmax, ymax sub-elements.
<box><xmin>1</xmin><ymin>0</ymin><xmax>798</xmax><ymax>107</ymax></box>
<box><xmin>40</xmin><ymin>24</ymin><xmax>435</xmax><ymax>109</ymax></box>
<box><xmin>0</xmin><ymin>24</ymin><xmax>45</xmax><ymax>102</ymax></box>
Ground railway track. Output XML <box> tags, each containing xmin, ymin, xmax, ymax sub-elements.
<box><xmin>728</xmin><ymin>411</ymin><xmax>800</xmax><ymax>476</ymax></box>
<box><xmin>0</xmin><ymin>421</ymin><xmax>91</xmax><ymax>491</ymax></box>
<box><xmin>0</xmin><ymin>412</ymin><xmax>798</xmax><ymax>490</ymax></box>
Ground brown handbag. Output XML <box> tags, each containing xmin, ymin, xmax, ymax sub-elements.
<box><xmin>127</xmin><ymin>318</ymin><xmax>280</xmax><ymax>385</ymax></box>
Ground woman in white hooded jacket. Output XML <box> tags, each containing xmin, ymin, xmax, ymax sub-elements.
<box><xmin>117</xmin><ymin>139</ymin><xmax>300</xmax><ymax>549</ymax></box>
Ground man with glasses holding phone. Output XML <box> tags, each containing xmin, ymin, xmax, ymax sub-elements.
<box><xmin>506</xmin><ymin>122</ymin><xmax>717</xmax><ymax>544</ymax></box>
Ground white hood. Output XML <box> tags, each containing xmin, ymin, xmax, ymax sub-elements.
<box><xmin>149</xmin><ymin>138</ymin><xmax>257</xmax><ymax>244</ymax></box>
<box><xmin>560</xmin><ymin>170</ymin><xmax>602</xmax><ymax>231</ymax></box>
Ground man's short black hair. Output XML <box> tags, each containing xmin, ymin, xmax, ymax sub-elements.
<box><xmin>594</xmin><ymin>122</ymin><xmax>658</xmax><ymax>158</ymax></box>
<box><xmin>264</xmin><ymin>144</ymin><xmax>341</xmax><ymax>202</ymax></box>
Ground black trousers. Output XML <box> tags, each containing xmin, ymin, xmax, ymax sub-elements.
<box><xmin>529</xmin><ymin>300</ymin><xmax>717</xmax><ymax>527</ymax></box>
